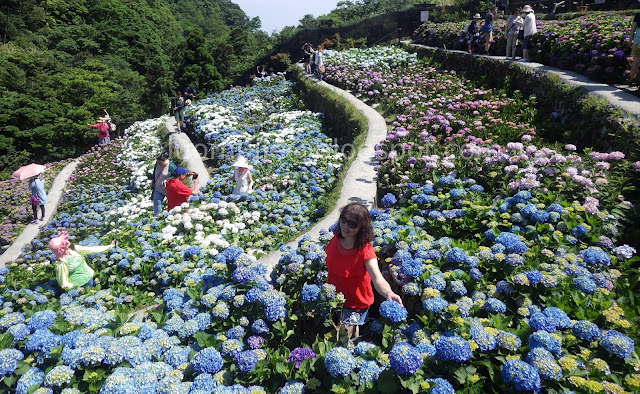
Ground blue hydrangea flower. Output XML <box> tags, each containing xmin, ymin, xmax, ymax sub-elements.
<box><xmin>528</xmin><ymin>312</ymin><xmax>555</xmax><ymax>333</ymax></box>
<box><xmin>235</xmin><ymin>350</ymin><xmax>259</xmax><ymax>373</ymax></box>
<box><xmin>379</xmin><ymin>300</ymin><xmax>408</xmax><ymax>323</ymax></box>
<box><xmin>600</xmin><ymin>330</ymin><xmax>634</xmax><ymax>359</ymax></box>
<box><xmin>501</xmin><ymin>359</ymin><xmax>541</xmax><ymax>392</ymax></box>
<box><xmin>472</xmin><ymin>329</ymin><xmax>497</xmax><ymax>352</ymax></box>
<box><xmin>526</xmin><ymin>347</ymin><xmax>562</xmax><ymax>380</ymax></box>
<box><xmin>434</xmin><ymin>336</ymin><xmax>472</xmax><ymax>362</ymax></box>
<box><xmin>495</xmin><ymin>232</ymin><xmax>528</xmax><ymax>253</ymax></box>
<box><xmin>44</xmin><ymin>365</ymin><xmax>74</xmax><ymax>387</ymax></box>
<box><xmin>528</xmin><ymin>331</ymin><xmax>562</xmax><ymax>356</ymax></box>
<box><xmin>381</xmin><ymin>193</ymin><xmax>397</xmax><ymax>207</ymax></box>
<box><xmin>496</xmin><ymin>332</ymin><xmax>522</xmax><ymax>352</ymax></box>
<box><xmin>0</xmin><ymin>348</ymin><xmax>24</xmax><ymax>376</ymax></box>
<box><xmin>484</xmin><ymin>298</ymin><xmax>507</xmax><ymax>313</ymax></box>
<box><xmin>389</xmin><ymin>343</ymin><xmax>423</xmax><ymax>374</ymax></box>
<box><xmin>324</xmin><ymin>347</ymin><xmax>356</xmax><ymax>378</ymax></box>
<box><xmin>446</xmin><ymin>280</ymin><xmax>467</xmax><ymax>297</ymax></box>
<box><xmin>573</xmin><ymin>276</ymin><xmax>596</xmax><ymax>294</ymax></box>
<box><xmin>191</xmin><ymin>348</ymin><xmax>223</xmax><ymax>374</ymax></box>
<box><xmin>358</xmin><ymin>360</ymin><xmax>383</xmax><ymax>383</ymax></box>
<box><xmin>252</xmin><ymin>319</ymin><xmax>270</xmax><ymax>334</ymax></box>
<box><xmin>581</xmin><ymin>247</ymin><xmax>611</xmax><ymax>266</ymax></box>
<box><xmin>301</xmin><ymin>284</ymin><xmax>321</xmax><ymax>303</ymax></box>
<box><xmin>425</xmin><ymin>378</ymin><xmax>455</xmax><ymax>394</ymax></box>
<box><xmin>400</xmin><ymin>258</ymin><xmax>423</xmax><ymax>278</ymax></box>
<box><xmin>423</xmin><ymin>297</ymin><xmax>448</xmax><ymax>313</ymax></box>
<box><xmin>571</xmin><ymin>224</ymin><xmax>588</xmax><ymax>237</ymax></box>
<box><xmin>26</xmin><ymin>310</ymin><xmax>57</xmax><ymax>331</ymax></box>
<box><xmin>446</xmin><ymin>247</ymin><xmax>467</xmax><ymax>263</ymax></box>
<box><xmin>571</xmin><ymin>320</ymin><xmax>601</xmax><ymax>342</ymax></box>
<box><xmin>16</xmin><ymin>367</ymin><xmax>44</xmax><ymax>394</ymax></box>
<box><xmin>278</xmin><ymin>381</ymin><xmax>305</xmax><ymax>394</ymax></box>
<box><xmin>543</xmin><ymin>307</ymin><xmax>572</xmax><ymax>330</ymax></box>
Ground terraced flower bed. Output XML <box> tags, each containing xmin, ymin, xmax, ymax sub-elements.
<box><xmin>413</xmin><ymin>12</ymin><xmax>637</xmax><ymax>85</ymax></box>
<box><xmin>260</xmin><ymin>45</ymin><xmax>640</xmax><ymax>393</ymax></box>
<box><xmin>0</xmin><ymin>77</ymin><xmax>347</xmax><ymax>393</ymax></box>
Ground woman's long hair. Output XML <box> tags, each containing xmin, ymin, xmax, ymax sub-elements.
<box><xmin>335</xmin><ymin>203</ymin><xmax>374</xmax><ymax>250</ymax></box>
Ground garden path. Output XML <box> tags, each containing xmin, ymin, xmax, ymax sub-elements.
<box><xmin>0</xmin><ymin>160</ymin><xmax>79</xmax><ymax>267</ymax></box>
<box><xmin>258</xmin><ymin>75</ymin><xmax>389</xmax><ymax>278</ymax></box>
<box><xmin>165</xmin><ymin>117</ymin><xmax>210</xmax><ymax>185</ymax></box>
<box><xmin>405</xmin><ymin>42</ymin><xmax>640</xmax><ymax>119</ymax></box>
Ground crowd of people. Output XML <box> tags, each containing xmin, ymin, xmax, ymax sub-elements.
<box><xmin>464</xmin><ymin>4</ymin><xmax>537</xmax><ymax>62</ymax></box>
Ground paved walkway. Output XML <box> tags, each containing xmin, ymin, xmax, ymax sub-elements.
<box><xmin>0</xmin><ymin>160</ymin><xmax>79</xmax><ymax>267</ymax></box>
<box><xmin>258</xmin><ymin>75</ymin><xmax>388</xmax><ymax>277</ymax></box>
<box><xmin>406</xmin><ymin>42</ymin><xmax>640</xmax><ymax>119</ymax></box>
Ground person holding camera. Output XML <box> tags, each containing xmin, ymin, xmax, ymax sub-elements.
<box><xmin>166</xmin><ymin>167</ymin><xmax>200</xmax><ymax>212</ymax></box>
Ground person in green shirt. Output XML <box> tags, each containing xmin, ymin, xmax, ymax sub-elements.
<box><xmin>48</xmin><ymin>231</ymin><xmax>117</xmax><ymax>290</ymax></box>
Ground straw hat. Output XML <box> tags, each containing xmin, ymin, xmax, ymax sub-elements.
<box><xmin>473</xmin><ymin>13</ymin><xmax>481</xmax><ymax>18</ymax></box>
<box><xmin>97</xmin><ymin>117</ymin><xmax>106</xmax><ymax>122</ymax></box>
<box><xmin>521</xmin><ymin>5</ymin><xmax>534</xmax><ymax>12</ymax></box>
<box><xmin>231</xmin><ymin>156</ymin><xmax>252</xmax><ymax>169</ymax></box>
<box><xmin>185</xmin><ymin>99</ymin><xmax>192</xmax><ymax>106</ymax></box>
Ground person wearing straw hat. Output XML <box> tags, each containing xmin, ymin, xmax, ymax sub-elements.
<box><xmin>519</xmin><ymin>5</ymin><xmax>537</xmax><ymax>62</ymax></box>
<box><xmin>228</xmin><ymin>156</ymin><xmax>254</xmax><ymax>195</ymax></box>
<box><xmin>87</xmin><ymin>117</ymin><xmax>110</xmax><ymax>145</ymax></box>
<box><xmin>48</xmin><ymin>230</ymin><xmax>117</xmax><ymax>290</ymax></box>
<box><xmin>28</xmin><ymin>172</ymin><xmax>47</xmax><ymax>223</ymax></box>
<box><xmin>467</xmin><ymin>14</ymin><xmax>481</xmax><ymax>53</ymax></box>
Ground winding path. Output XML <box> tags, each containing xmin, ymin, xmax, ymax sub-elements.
<box><xmin>0</xmin><ymin>160</ymin><xmax>79</xmax><ymax>267</ymax></box>
<box><xmin>257</xmin><ymin>78</ymin><xmax>388</xmax><ymax>276</ymax></box>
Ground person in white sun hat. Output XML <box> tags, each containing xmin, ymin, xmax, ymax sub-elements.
<box><xmin>228</xmin><ymin>156</ymin><xmax>254</xmax><ymax>195</ymax></box>
<box><xmin>520</xmin><ymin>5</ymin><xmax>537</xmax><ymax>62</ymax></box>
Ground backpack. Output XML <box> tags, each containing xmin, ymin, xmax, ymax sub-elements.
<box><xmin>464</xmin><ymin>23</ymin><xmax>471</xmax><ymax>35</ymax></box>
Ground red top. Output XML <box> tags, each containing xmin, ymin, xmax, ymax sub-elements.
<box><xmin>325</xmin><ymin>236</ymin><xmax>377</xmax><ymax>310</ymax></box>
<box><xmin>89</xmin><ymin>123</ymin><xmax>110</xmax><ymax>139</ymax></box>
<box><xmin>166</xmin><ymin>178</ymin><xmax>193</xmax><ymax>211</ymax></box>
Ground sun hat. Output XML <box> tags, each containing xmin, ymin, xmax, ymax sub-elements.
<box><xmin>231</xmin><ymin>156</ymin><xmax>252</xmax><ymax>169</ymax></box>
<box><xmin>185</xmin><ymin>99</ymin><xmax>192</xmax><ymax>106</ymax></box>
<box><xmin>97</xmin><ymin>117</ymin><xmax>105</xmax><ymax>122</ymax></box>
<box><xmin>521</xmin><ymin>5</ymin><xmax>534</xmax><ymax>12</ymax></box>
<box><xmin>49</xmin><ymin>231</ymin><xmax>70</xmax><ymax>259</ymax></box>
<box><xmin>174</xmin><ymin>167</ymin><xmax>189</xmax><ymax>176</ymax></box>
<box><xmin>473</xmin><ymin>13</ymin><xmax>481</xmax><ymax>18</ymax></box>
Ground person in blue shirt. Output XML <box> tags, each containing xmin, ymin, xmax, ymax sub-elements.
<box><xmin>481</xmin><ymin>6</ymin><xmax>498</xmax><ymax>55</ymax></box>
<box><xmin>28</xmin><ymin>174</ymin><xmax>47</xmax><ymax>223</ymax></box>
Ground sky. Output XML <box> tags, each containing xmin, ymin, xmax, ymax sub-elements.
<box><xmin>233</xmin><ymin>0</ymin><xmax>342</xmax><ymax>33</ymax></box>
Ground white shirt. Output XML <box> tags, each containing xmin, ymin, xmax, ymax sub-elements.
<box><xmin>523</xmin><ymin>12</ymin><xmax>537</xmax><ymax>37</ymax></box>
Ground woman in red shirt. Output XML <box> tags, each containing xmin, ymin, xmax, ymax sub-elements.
<box><xmin>325</xmin><ymin>202</ymin><xmax>403</xmax><ymax>339</ymax></box>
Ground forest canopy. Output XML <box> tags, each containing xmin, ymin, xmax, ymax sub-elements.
<box><xmin>0</xmin><ymin>0</ymin><xmax>271</xmax><ymax>174</ymax></box>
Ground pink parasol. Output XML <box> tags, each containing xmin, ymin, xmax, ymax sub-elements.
<box><xmin>11</xmin><ymin>163</ymin><xmax>47</xmax><ymax>181</ymax></box>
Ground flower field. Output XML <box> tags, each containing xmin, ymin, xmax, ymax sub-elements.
<box><xmin>0</xmin><ymin>49</ymin><xmax>638</xmax><ymax>393</ymax></box>
<box><xmin>276</xmin><ymin>46</ymin><xmax>638</xmax><ymax>392</ymax></box>
<box><xmin>0</xmin><ymin>160</ymin><xmax>71</xmax><ymax>248</ymax></box>
<box><xmin>413</xmin><ymin>12</ymin><xmax>637</xmax><ymax>85</ymax></box>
